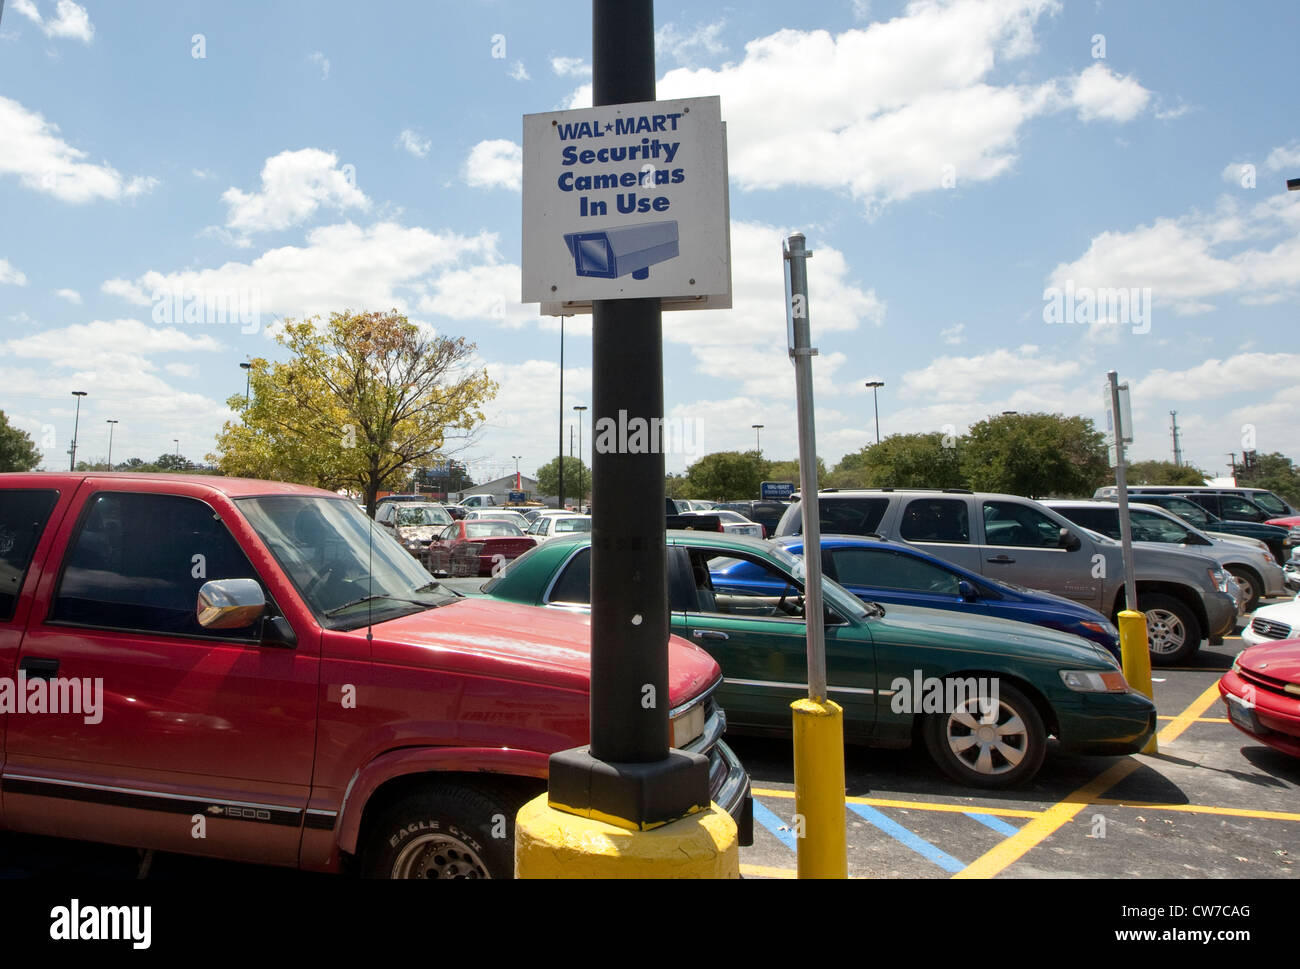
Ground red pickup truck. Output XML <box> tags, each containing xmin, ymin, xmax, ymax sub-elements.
<box><xmin>0</xmin><ymin>473</ymin><xmax>751</xmax><ymax>877</ymax></box>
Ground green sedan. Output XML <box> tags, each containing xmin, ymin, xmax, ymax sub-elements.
<box><xmin>483</xmin><ymin>532</ymin><xmax>1156</xmax><ymax>788</ymax></box>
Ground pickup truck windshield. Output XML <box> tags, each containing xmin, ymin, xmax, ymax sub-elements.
<box><xmin>238</xmin><ymin>496</ymin><xmax>457</xmax><ymax>629</ymax></box>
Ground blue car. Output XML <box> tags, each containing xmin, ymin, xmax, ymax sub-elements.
<box><xmin>712</xmin><ymin>535</ymin><xmax>1121</xmax><ymax>659</ymax></box>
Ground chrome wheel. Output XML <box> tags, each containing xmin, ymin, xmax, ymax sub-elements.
<box><xmin>1145</xmin><ymin>608</ymin><xmax>1187</xmax><ymax>655</ymax></box>
<box><xmin>943</xmin><ymin>698</ymin><xmax>1028</xmax><ymax>777</ymax></box>
<box><xmin>391</xmin><ymin>832</ymin><xmax>491</xmax><ymax>879</ymax></box>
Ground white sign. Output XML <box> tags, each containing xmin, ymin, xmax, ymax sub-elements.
<box><xmin>522</xmin><ymin>95</ymin><xmax>730</xmax><ymax>310</ymax></box>
<box><xmin>1103</xmin><ymin>381</ymin><xmax>1133</xmax><ymax>444</ymax></box>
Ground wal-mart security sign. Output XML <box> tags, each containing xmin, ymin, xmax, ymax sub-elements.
<box><xmin>522</xmin><ymin>95</ymin><xmax>731</xmax><ymax>310</ymax></box>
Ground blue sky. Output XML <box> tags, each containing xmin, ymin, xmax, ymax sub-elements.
<box><xmin>2</xmin><ymin>0</ymin><xmax>1298</xmax><ymax>485</ymax></box>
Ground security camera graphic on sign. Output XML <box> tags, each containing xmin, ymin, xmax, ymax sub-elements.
<box><xmin>563</xmin><ymin>220</ymin><xmax>679</xmax><ymax>280</ymax></box>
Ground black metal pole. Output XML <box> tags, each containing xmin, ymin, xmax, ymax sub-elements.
<box><xmin>589</xmin><ymin>0</ymin><xmax>666</xmax><ymax>764</ymax></box>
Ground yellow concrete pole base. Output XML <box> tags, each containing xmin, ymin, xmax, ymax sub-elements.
<box><xmin>791</xmin><ymin>697</ymin><xmax>848</xmax><ymax>879</ymax></box>
<box><xmin>1118</xmin><ymin>609</ymin><xmax>1158</xmax><ymax>754</ymax></box>
<box><xmin>514</xmin><ymin>795</ymin><xmax>739</xmax><ymax>878</ymax></box>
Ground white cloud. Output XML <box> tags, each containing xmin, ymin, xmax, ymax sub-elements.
<box><xmin>0</xmin><ymin>258</ymin><xmax>27</xmax><ymax>286</ymax></box>
<box><xmin>396</xmin><ymin>128</ymin><xmax>431</xmax><ymax>158</ymax></box>
<box><xmin>54</xmin><ymin>287</ymin><xmax>81</xmax><ymax>303</ymax></box>
<box><xmin>851</xmin><ymin>0</ymin><xmax>873</xmax><ymax>22</ymax></box>
<box><xmin>102</xmin><ymin>221</ymin><xmax>503</xmax><ymax>323</ymax></box>
<box><xmin>901</xmin><ymin>344</ymin><xmax>1082</xmax><ymax>402</ymax></box>
<box><xmin>4</xmin><ymin>318</ymin><xmax>223</xmax><ymax>374</ymax></box>
<box><xmin>308</xmin><ymin>51</ymin><xmax>329</xmax><ymax>79</ymax></box>
<box><xmin>1132</xmin><ymin>353</ymin><xmax>1300</xmax><ymax>403</ymax></box>
<box><xmin>0</xmin><ymin>96</ymin><xmax>157</xmax><ymax>203</ymax></box>
<box><xmin>192</xmin><ymin>168</ymin><xmax>215</xmax><ymax>179</ymax></box>
<box><xmin>12</xmin><ymin>0</ymin><xmax>93</xmax><ymax>43</ymax></box>
<box><xmin>163</xmin><ymin>362</ymin><xmax>199</xmax><ymax>378</ymax></box>
<box><xmin>1069</xmin><ymin>63</ymin><xmax>1151</xmax><ymax>122</ymax></box>
<box><xmin>509</xmin><ymin>61</ymin><xmax>530</xmax><ymax>82</ymax></box>
<box><xmin>1046</xmin><ymin>192</ymin><xmax>1300</xmax><ymax>317</ymax></box>
<box><xmin>1221</xmin><ymin>162</ymin><xmax>1253</xmax><ymax>185</ymax></box>
<box><xmin>463</xmin><ymin>139</ymin><xmax>522</xmax><ymax>191</ymax></box>
<box><xmin>655</xmin><ymin>20</ymin><xmax>727</xmax><ymax>66</ymax></box>
<box><xmin>221</xmin><ymin>148</ymin><xmax>370</xmax><ymax>234</ymax></box>
<box><xmin>551</xmin><ymin>56</ymin><xmax>591</xmax><ymax>77</ymax></box>
<box><xmin>1266</xmin><ymin>142</ymin><xmax>1300</xmax><ymax>172</ymax></box>
<box><xmin>940</xmin><ymin>322</ymin><xmax>965</xmax><ymax>344</ymax></box>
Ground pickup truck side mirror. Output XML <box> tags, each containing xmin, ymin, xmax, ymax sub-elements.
<box><xmin>197</xmin><ymin>578</ymin><xmax>265</xmax><ymax>629</ymax></box>
<box><xmin>1058</xmin><ymin>528</ymin><xmax>1082</xmax><ymax>552</ymax></box>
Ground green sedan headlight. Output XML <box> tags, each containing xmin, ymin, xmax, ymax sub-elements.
<box><xmin>1059</xmin><ymin>669</ymin><xmax>1128</xmax><ymax>693</ymax></box>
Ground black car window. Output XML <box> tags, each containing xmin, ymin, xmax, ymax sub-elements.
<box><xmin>548</xmin><ymin>548</ymin><xmax>591</xmax><ymax>604</ymax></box>
<box><xmin>1059</xmin><ymin>506</ymin><xmax>1119</xmax><ymax>539</ymax></box>
<box><xmin>982</xmin><ymin>501</ymin><xmax>1064</xmax><ymax>548</ymax></box>
<box><xmin>698</xmin><ymin>550</ymin><xmax>802</xmax><ymax>618</ymax></box>
<box><xmin>51</xmin><ymin>492</ymin><xmax>262</xmax><ymax>639</ymax></box>
<box><xmin>1156</xmin><ymin>496</ymin><xmax>1213</xmax><ymax>528</ymax></box>
<box><xmin>899</xmin><ymin>498</ymin><xmax>969</xmax><ymax>543</ymax></box>
<box><xmin>1131</xmin><ymin>509</ymin><xmax>1192</xmax><ymax>543</ymax></box>
<box><xmin>832</xmin><ymin>547</ymin><xmax>959</xmax><ymax>596</ymax></box>
<box><xmin>1219</xmin><ymin>495</ymin><xmax>1265</xmax><ymax>522</ymax></box>
<box><xmin>792</xmin><ymin>498</ymin><xmax>887</xmax><ymax>537</ymax></box>
<box><xmin>1249</xmin><ymin>491</ymin><xmax>1288</xmax><ymax>516</ymax></box>
<box><xmin>0</xmin><ymin>490</ymin><xmax>60</xmax><ymax>622</ymax></box>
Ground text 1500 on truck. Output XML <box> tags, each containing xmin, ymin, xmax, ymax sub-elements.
<box><xmin>0</xmin><ymin>474</ymin><xmax>752</xmax><ymax>878</ymax></box>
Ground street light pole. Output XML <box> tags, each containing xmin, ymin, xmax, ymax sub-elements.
<box><xmin>864</xmin><ymin>380</ymin><xmax>884</xmax><ymax>444</ymax></box>
<box><xmin>240</xmin><ymin>361</ymin><xmax>252</xmax><ymax>412</ymax></box>
<box><xmin>69</xmin><ymin>391</ymin><xmax>87</xmax><ymax>470</ymax></box>
<box><xmin>752</xmin><ymin>423</ymin><xmax>763</xmax><ymax>455</ymax></box>
<box><xmin>574</xmin><ymin>404</ymin><xmax>588</xmax><ymax>507</ymax></box>
<box><xmin>174</xmin><ymin>439</ymin><xmax>180</xmax><ymax>459</ymax></box>
<box><xmin>105</xmin><ymin>419</ymin><xmax>118</xmax><ymax>470</ymax></box>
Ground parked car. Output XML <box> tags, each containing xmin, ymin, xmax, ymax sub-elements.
<box><xmin>375</xmin><ymin>501</ymin><xmax>453</xmax><ymax>558</ymax></box>
<box><xmin>1044</xmin><ymin>500</ymin><xmax>1287</xmax><ymax>612</ymax></box>
<box><xmin>0</xmin><ymin>473</ymin><xmax>751</xmax><ymax>877</ymax></box>
<box><xmin>719</xmin><ymin>535</ymin><xmax>1121</xmax><ymax>658</ymax></box>
<box><xmin>462</xmin><ymin>508</ymin><xmax>531</xmax><ymax>530</ymax></box>
<box><xmin>1285</xmin><ymin>548</ymin><xmax>1300</xmax><ymax>592</ymax></box>
<box><xmin>1094</xmin><ymin>484</ymin><xmax>1298</xmax><ymax>519</ymax></box>
<box><xmin>679</xmin><ymin>508</ymin><xmax>764</xmax><ymax>538</ymax></box>
<box><xmin>441</xmin><ymin>503</ymin><xmax>468</xmax><ymax>520</ymax></box>
<box><xmin>1241</xmin><ymin>593</ymin><xmax>1300</xmax><ymax>647</ymax></box>
<box><xmin>427</xmin><ymin>519</ymin><xmax>539</xmax><ymax>577</ymax></box>
<box><xmin>716</xmin><ymin>500</ymin><xmax>790</xmax><ymax>538</ymax></box>
<box><xmin>774</xmin><ymin>489</ymin><xmax>1237</xmax><ymax>665</ymax></box>
<box><xmin>1219</xmin><ymin>639</ymin><xmax>1300</xmax><ymax>758</ymax></box>
<box><xmin>1170</xmin><ymin>491</ymin><xmax>1281</xmax><ymax>526</ymax></box>
<box><xmin>373</xmin><ymin>493</ymin><xmax>428</xmax><ymax>517</ymax></box>
<box><xmin>1099</xmin><ymin>492</ymin><xmax>1293</xmax><ymax>564</ymax></box>
<box><xmin>484</xmin><ymin>531</ymin><xmax>1156</xmax><ymax>788</ymax></box>
<box><xmin>460</xmin><ymin>495</ymin><xmax>500</xmax><ymax>510</ymax></box>
<box><xmin>526</xmin><ymin>513</ymin><xmax>593</xmax><ymax>539</ymax></box>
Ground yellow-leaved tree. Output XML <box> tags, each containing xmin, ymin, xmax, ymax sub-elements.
<box><xmin>209</xmin><ymin>310</ymin><xmax>497</xmax><ymax>514</ymax></box>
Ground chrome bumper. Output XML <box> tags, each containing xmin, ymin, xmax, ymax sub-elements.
<box><xmin>682</xmin><ymin>700</ymin><xmax>753</xmax><ymax>846</ymax></box>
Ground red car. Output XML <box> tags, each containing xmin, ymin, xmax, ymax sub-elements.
<box><xmin>1219</xmin><ymin>640</ymin><xmax>1300</xmax><ymax>758</ymax></box>
<box><xmin>426</xmin><ymin>519</ymin><xmax>539</xmax><ymax>577</ymax></box>
<box><xmin>0</xmin><ymin>473</ymin><xmax>751</xmax><ymax>877</ymax></box>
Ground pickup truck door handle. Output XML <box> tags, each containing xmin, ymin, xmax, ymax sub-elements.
<box><xmin>19</xmin><ymin>657</ymin><xmax>60</xmax><ymax>680</ymax></box>
<box><xmin>986</xmin><ymin>555</ymin><xmax>1016</xmax><ymax>564</ymax></box>
<box><xmin>692</xmin><ymin>629</ymin><xmax>729</xmax><ymax>641</ymax></box>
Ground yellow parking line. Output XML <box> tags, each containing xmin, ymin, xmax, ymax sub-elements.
<box><xmin>951</xmin><ymin>681</ymin><xmax>1223</xmax><ymax>880</ymax></box>
<box><xmin>1091</xmin><ymin>799</ymin><xmax>1300</xmax><ymax>824</ymax></box>
<box><xmin>740</xmin><ymin>863</ymin><xmax>798</xmax><ymax>879</ymax></box>
<box><xmin>1156</xmin><ymin>715</ymin><xmax>1230</xmax><ymax>724</ymax></box>
<box><xmin>749</xmin><ymin>787</ymin><xmax>1043</xmax><ymax>820</ymax></box>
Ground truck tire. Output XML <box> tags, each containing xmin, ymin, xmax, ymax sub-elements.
<box><xmin>1225</xmin><ymin>566</ymin><xmax>1262</xmax><ymax>613</ymax></box>
<box><xmin>923</xmin><ymin>682</ymin><xmax>1046</xmax><ymax>789</ymax></box>
<box><xmin>1138</xmin><ymin>593</ymin><xmax>1200</xmax><ymax>666</ymax></box>
<box><xmin>361</xmin><ymin>785</ymin><xmax>515</xmax><ymax>879</ymax></box>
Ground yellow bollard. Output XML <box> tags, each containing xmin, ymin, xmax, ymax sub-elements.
<box><xmin>791</xmin><ymin>697</ymin><xmax>848</xmax><ymax>878</ymax></box>
<box><xmin>1118</xmin><ymin>609</ymin><xmax>1158</xmax><ymax>754</ymax></box>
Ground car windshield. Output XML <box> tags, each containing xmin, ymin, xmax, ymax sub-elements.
<box><xmin>238</xmin><ymin>496</ymin><xmax>458</xmax><ymax>630</ymax></box>
<box><xmin>395</xmin><ymin>505</ymin><xmax>452</xmax><ymax>526</ymax></box>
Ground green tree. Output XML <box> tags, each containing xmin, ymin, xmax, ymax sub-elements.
<box><xmin>209</xmin><ymin>310</ymin><xmax>497</xmax><ymax>515</ymax></box>
<box><xmin>0</xmin><ymin>411</ymin><xmax>41</xmax><ymax>472</ymax></box>
<box><xmin>665</xmin><ymin>472</ymin><xmax>693</xmax><ymax>499</ymax></box>
<box><xmin>684</xmin><ymin>450</ymin><xmax>767</xmax><ymax>500</ymax></box>
<box><xmin>1237</xmin><ymin>452</ymin><xmax>1300</xmax><ymax>506</ymax></box>
<box><xmin>1125</xmin><ymin>460</ymin><xmax>1207</xmax><ymax>486</ymax></box>
<box><xmin>536</xmin><ymin>456</ymin><xmax>590</xmax><ymax>504</ymax></box>
<box><xmin>962</xmin><ymin>412</ymin><xmax>1108</xmax><ymax>498</ymax></box>
<box><xmin>762</xmin><ymin>457</ymin><xmax>826</xmax><ymax>486</ymax></box>
<box><xmin>827</xmin><ymin>433</ymin><xmax>966</xmax><ymax>489</ymax></box>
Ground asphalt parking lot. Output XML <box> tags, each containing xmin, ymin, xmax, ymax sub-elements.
<box><xmin>0</xmin><ymin>589</ymin><xmax>1293</xmax><ymax>880</ymax></box>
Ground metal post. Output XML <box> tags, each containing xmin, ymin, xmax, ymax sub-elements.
<box><xmin>574</xmin><ymin>405</ymin><xmax>587</xmax><ymax>507</ymax></box>
<box><xmin>787</xmin><ymin>234</ymin><xmax>827</xmax><ymax>702</ymax></box>
<box><xmin>106</xmin><ymin>419</ymin><xmax>118</xmax><ymax>470</ymax></box>
<box><xmin>69</xmin><ymin>391</ymin><xmax>87</xmax><ymax>471</ymax></box>
<box><xmin>1109</xmin><ymin>371</ymin><xmax>1139</xmax><ymax>617</ymax></box>
<box><xmin>753</xmin><ymin>423</ymin><xmax>763</xmax><ymax>454</ymax></box>
<box><xmin>558</xmin><ymin>315</ymin><xmax>566</xmax><ymax>510</ymax></box>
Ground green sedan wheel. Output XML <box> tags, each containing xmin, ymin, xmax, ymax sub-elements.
<box><xmin>923</xmin><ymin>682</ymin><xmax>1046</xmax><ymax>789</ymax></box>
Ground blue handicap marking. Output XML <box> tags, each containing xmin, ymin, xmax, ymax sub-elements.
<box><xmin>751</xmin><ymin>799</ymin><xmax>800</xmax><ymax>852</ymax></box>
<box><xmin>964</xmin><ymin>812</ymin><xmax>1020</xmax><ymax>837</ymax></box>
<box><xmin>847</xmin><ymin>803</ymin><xmax>964</xmax><ymax>874</ymax></box>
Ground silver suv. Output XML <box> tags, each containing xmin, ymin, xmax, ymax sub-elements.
<box><xmin>775</xmin><ymin>489</ymin><xmax>1238</xmax><ymax>665</ymax></box>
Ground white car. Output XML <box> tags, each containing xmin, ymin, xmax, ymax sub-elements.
<box><xmin>527</xmin><ymin>514</ymin><xmax>593</xmax><ymax>538</ymax></box>
<box><xmin>1242</xmin><ymin>593</ymin><xmax>1300</xmax><ymax>647</ymax></box>
<box><xmin>462</xmin><ymin>508</ymin><xmax>530</xmax><ymax>530</ymax></box>
<box><xmin>678</xmin><ymin>509</ymin><xmax>764</xmax><ymax>538</ymax></box>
